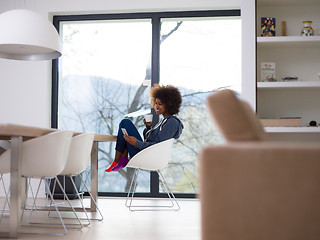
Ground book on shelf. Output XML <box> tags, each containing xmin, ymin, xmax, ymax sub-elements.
<box><xmin>260</xmin><ymin>117</ymin><xmax>301</xmax><ymax>127</ymax></box>
<box><xmin>261</xmin><ymin>17</ymin><xmax>276</xmax><ymax>37</ymax></box>
<box><xmin>261</xmin><ymin>62</ymin><xmax>276</xmax><ymax>82</ymax></box>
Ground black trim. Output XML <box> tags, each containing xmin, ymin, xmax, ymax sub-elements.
<box><xmin>151</xmin><ymin>15</ymin><xmax>160</xmax><ymax>87</ymax></box>
<box><xmin>52</xmin><ymin>9</ymin><xmax>240</xmax><ymax>198</ymax></box>
<box><xmin>53</xmin><ymin>9</ymin><xmax>240</xmax><ymax>22</ymax></box>
<box><xmin>51</xmin><ymin>59</ymin><xmax>58</xmax><ymax>129</ymax></box>
<box><xmin>150</xmin><ymin>171</ymin><xmax>159</xmax><ymax>195</ymax></box>
<box><xmin>91</xmin><ymin>192</ymin><xmax>197</xmax><ymax>199</ymax></box>
<box><xmin>51</xmin><ymin>17</ymin><xmax>60</xmax><ymax>129</ymax></box>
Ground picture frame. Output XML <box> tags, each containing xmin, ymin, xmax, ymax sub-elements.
<box><xmin>261</xmin><ymin>17</ymin><xmax>276</xmax><ymax>37</ymax></box>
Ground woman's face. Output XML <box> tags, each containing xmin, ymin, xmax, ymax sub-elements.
<box><xmin>154</xmin><ymin>98</ymin><xmax>167</xmax><ymax>117</ymax></box>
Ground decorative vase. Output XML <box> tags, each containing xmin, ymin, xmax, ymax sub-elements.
<box><xmin>301</xmin><ymin>21</ymin><xmax>314</xmax><ymax>36</ymax></box>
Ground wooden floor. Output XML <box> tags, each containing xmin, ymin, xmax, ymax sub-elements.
<box><xmin>0</xmin><ymin>197</ymin><xmax>201</xmax><ymax>240</ymax></box>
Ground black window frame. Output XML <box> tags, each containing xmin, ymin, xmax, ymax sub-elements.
<box><xmin>52</xmin><ymin>9</ymin><xmax>240</xmax><ymax>199</ymax></box>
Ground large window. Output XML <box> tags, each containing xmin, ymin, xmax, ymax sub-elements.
<box><xmin>52</xmin><ymin>10</ymin><xmax>241</xmax><ymax>198</ymax></box>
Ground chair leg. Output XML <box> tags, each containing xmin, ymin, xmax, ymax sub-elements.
<box><xmin>47</xmin><ymin>177</ymin><xmax>68</xmax><ymax>218</ymax></box>
<box><xmin>54</xmin><ymin>177</ymin><xmax>84</xmax><ymax>228</ymax></box>
<box><xmin>68</xmin><ymin>175</ymin><xmax>90</xmax><ymax>224</ymax></box>
<box><xmin>25</xmin><ymin>177</ymin><xmax>83</xmax><ymax>231</ymax></box>
<box><xmin>25</xmin><ymin>178</ymin><xmax>54</xmax><ymax>223</ymax></box>
<box><xmin>126</xmin><ymin>170</ymin><xmax>180</xmax><ymax>211</ymax></box>
<box><xmin>78</xmin><ymin>173</ymin><xmax>104</xmax><ymax>221</ymax></box>
<box><xmin>56</xmin><ymin>171</ymin><xmax>101</xmax><ymax>221</ymax></box>
<box><xmin>21</xmin><ymin>177</ymin><xmax>38</xmax><ymax>222</ymax></box>
<box><xmin>22</xmin><ymin>178</ymin><xmax>67</xmax><ymax>235</ymax></box>
<box><xmin>180</xmin><ymin>165</ymin><xmax>196</xmax><ymax>193</ymax></box>
<box><xmin>158</xmin><ymin>170</ymin><xmax>180</xmax><ymax>211</ymax></box>
<box><xmin>48</xmin><ymin>177</ymin><xmax>57</xmax><ymax>216</ymax></box>
<box><xmin>46</xmin><ymin>176</ymin><xmax>89</xmax><ymax>228</ymax></box>
<box><xmin>81</xmin><ymin>171</ymin><xmax>90</xmax><ymax>193</ymax></box>
<box><xmin>125</xmin><ymin>168</ymin><xmax>139</xmax><ymax>209</ymax></box>
<box><xmin>27</xmin><ymin>178</ymin><xmax>38</xmax><ymax>209</ymax></box>
<box><xmin>0</xmin><ymin>174</ymin><xmax>10</xmax><ymax>222</ymax></box>
<box><xmin>44</xmin><ymin>179</ymin><xmax>68</xmax><ymax>234</ymax></box>
<box><xmin>26</xmin><ymin>178</ymin><xmax>43</xmax><ymax>223</ymax></box>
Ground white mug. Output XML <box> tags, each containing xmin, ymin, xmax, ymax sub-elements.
<box><xmin>144</xmin><ymin>114</ymin><xmax>153</xmax><ymax>123</ymax></box>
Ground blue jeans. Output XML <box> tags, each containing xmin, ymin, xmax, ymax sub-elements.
<box><xmin>115</xmin><ymin>119</ymin><xmax>143</xmax><ymax>158</ymax></box>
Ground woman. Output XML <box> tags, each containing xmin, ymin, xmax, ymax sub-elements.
<box><xmin>105</xmin><ymin>84</ymin><xmax>183</xmax><ymax>172</ymax></box>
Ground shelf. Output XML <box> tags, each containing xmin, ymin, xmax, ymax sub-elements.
<box><xmin>257</xmin><ymin>81</ymin><xmax>320</xmax><ymax>89</ymax></box>
<box><xmin>257</xmin><ymin>36</ymin><xmax>320</xmax><ymax>48</ymax></box>
<box><xmin>258</xmin><ymin>0</ymin><xmax>320</xmax><ymax>6</ymax></box>
<box><xmin>265</xmin><ymin>127</ymin><xmax>320</xmax><ymax>133</ymax></box>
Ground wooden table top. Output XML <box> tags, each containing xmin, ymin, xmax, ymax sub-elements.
<box><xmin>0</xmin><ymin>123</ymin><xmax>117</xmax><ymax>142</ymax></box>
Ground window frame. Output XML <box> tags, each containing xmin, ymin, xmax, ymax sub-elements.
<box><xmin>52</xmin><ymin>9</ymin><xmax>240</xmax><ymax>198</ymax></box>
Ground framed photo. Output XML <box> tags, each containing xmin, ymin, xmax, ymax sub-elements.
<box><xmin>261</xmin><ymin>17</ymin><xmax>276</xmax><ymax>37</ymax></box>
<box><xmin>261</xmin><ymin>62</ymin><xmax>276</xmax><ymax>82</ymax></box>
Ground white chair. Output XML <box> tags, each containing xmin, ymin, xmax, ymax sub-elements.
<box><xmin>52</xmin><ymin>132</ymin><xmax>103</xmax><ymax>222</ymax></box>
<box><xmin>125</xmin><ymin>138</ymin><xmax>180</xmax><ymax>211</ymax></box>
<box><xmin>0</xmin><ymin>130</ymin><xmax>79</xmax><ymax>235</ymax></box>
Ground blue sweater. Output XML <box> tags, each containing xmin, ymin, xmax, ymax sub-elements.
<box><xmin>134</xmin><ymin>115</ymin><xmax>184</xmax><ymax>151</ymax></box>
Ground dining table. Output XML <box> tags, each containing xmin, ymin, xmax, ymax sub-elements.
<box><xmin>0</xmin><ymin>123</ymin><xmax>116</xmax><ymax>238</ymax></box>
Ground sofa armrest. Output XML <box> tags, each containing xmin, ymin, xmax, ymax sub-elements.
<box><xmin>200</xmin><ymin>142</ymin><xmax>320</xmax><ymax>240</ymax></box>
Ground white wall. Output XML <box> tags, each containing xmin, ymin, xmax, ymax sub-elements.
<box><xmin>0</xmin><ymin>0</ymin><xmax>240</xmax><ymax>128</ymax></box>
<box><xmin>240</xmin><ymin>0</ymin><xmax>256</xmax><ymax>110</ymax></box>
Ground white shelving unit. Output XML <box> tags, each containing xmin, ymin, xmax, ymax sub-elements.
<box><xmin>265</xmin><ymin>127</ymin><xmax>320</xmax><ymax>133</ymax></box>
<box><xmin>258</xmin><ymin>81</ymin><xmax>320</xmax><ymax>89</ymax></box>
<box><xmin>264</xmin><ymin>126</ymin><xmax>320</xmax><ymax>142</ymax></box>
<box><xmin>255</xmin><ymin>0</ymin><xmax>320</xmax><ymax>138</ymax></box>
<box><xmin>257</xmin><ymin>36</ymin><xmax>320</xmax><ymax>48</ymax></box>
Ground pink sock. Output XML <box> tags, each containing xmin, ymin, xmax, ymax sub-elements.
<box><xmin>105</xmin><ymin>161</ymin><xmax>118</xmax><ymax>172</ymax></box>
<box><xmin>112</xmin><ymin>157</ymin><xmax>129</xmax><ymax>171</ymax></box>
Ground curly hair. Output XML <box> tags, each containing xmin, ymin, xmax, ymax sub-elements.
<box><xmin>150</xmin><ymin>84</ymin><xmax>182</xmax><ymax>115</ymax></box>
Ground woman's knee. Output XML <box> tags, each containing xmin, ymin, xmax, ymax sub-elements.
<box><xmin>119</xmin><ymin>118</ymin><xmax>142</xmax><ymax>141</ymax></box>
<box><xmin>119</xmin><ymin>118</ymin><xmax>134</xmax><ymax>128</ymax></box>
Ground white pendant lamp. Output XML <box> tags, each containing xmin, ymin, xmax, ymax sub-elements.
<box><xmin>0</xmin><ymin>9</ymin><xmax>62</xmax><ymax>61</ymax></box>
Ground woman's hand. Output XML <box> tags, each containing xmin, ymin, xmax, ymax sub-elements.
<box><xmin>124</xmin><ymin>134</ymin><xmax>137</xmax><ymax>146</ymax></box>
<box><xmin>143</xmin><ymin>119</ymin><xmax>152</xmax><ymax>128</ymax></box>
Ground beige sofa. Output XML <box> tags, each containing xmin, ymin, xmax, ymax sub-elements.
<box><xmin>200</xmin><ymin>89</ymin><xmax>320</xmax><ymax>240</ymax></box>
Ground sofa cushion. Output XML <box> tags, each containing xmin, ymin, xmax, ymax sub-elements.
<box><xmin>207</xmin><ymin>89</ymin><xmax>268</xmax><ymax>141</ymax></box>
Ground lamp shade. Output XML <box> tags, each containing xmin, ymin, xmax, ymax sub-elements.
<box><xmin>0</xmin><ymin>9</ymin><xmax>62</xmax><ymax>61</ymax></box>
